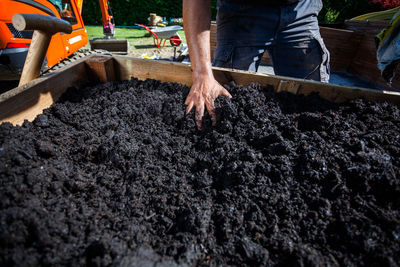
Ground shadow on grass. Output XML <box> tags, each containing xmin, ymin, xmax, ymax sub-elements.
<box><xmin>134</xmin><ymin>45</ymin><xmax>157</xmax><ymax>49</ymax></box>
<box><xmin>122</xmin><ymin>35</ymin><xmax>149</xmax><ymax>39</ymax></box>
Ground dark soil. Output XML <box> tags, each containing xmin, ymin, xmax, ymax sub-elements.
<box><xmin>0</xmin><ymin>79</ymin><xmax>399</xmax><ymax>266</ymax></box>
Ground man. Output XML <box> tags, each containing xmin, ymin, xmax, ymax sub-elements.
<box><xmin>183</xmin><ymin>0</ymin><xmax>330</xmax><ymax>129</ymax></box>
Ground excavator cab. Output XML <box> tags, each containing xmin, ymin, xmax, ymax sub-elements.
<box><xmin>0</xmin><ymin>0</ymin><xmax>88</xmax><ymax>80</ymax></box>
<box><xmin>0</xmin><ymin>0</ymin><xmax>128</xmax><ymax>81</ymax></box>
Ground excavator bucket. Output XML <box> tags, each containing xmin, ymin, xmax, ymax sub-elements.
<box><xmin>90</xmin><ymin>39</ymin><xmax>129</xmax><ymax>54</ymax></box>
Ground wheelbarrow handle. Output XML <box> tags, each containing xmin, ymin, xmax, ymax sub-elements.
<box><xmin>137</xmin><ymin>24</ymin><xmax>157</xmax><ymax>39</ymax></box>
<box><xmin>137</xmin><ymin>24</ymin><xmax>151</xmax><ymax>32</ymax></box>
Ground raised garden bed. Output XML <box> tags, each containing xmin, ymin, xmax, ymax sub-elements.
<box><xmin>1</xmin><ymin>76</ymin><xmax>399</xmax><ymax>265</ymax></box>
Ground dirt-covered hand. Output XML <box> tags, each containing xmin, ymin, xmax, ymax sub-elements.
<box><xmin>185</xmin><ymin>75</ymin><xmax>232</xmax><ymax>130</ymax></box>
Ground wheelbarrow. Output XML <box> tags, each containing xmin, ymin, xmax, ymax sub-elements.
<box><xmin>138</xmin><ymin>24</ymin><xmax>183</xmax><ymax>49</ymax></box>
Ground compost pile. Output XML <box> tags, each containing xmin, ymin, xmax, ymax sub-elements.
<box><xmin>1</xmin><ymin>79</ymin><xmax>399</xmax><ymax>266</ymax></box>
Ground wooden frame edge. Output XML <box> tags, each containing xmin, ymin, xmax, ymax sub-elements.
<box><xmin>0</xmin><ymin>56</ymin><xmax>91</xmax><ymax>126</ymax></box>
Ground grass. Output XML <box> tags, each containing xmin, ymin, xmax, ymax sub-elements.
<box><xmin>85</xmin><ymin>25</ymin><xmax>186</xmax><ymax>52</ymax></box>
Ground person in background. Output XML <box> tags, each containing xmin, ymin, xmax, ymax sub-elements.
<box><xmin>183</xmin><ymin>0</ymin><xmax>330</xmax><ymax>129</ymax></box>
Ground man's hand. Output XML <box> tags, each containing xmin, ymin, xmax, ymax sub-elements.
<box><xmin>183</xmin><ymin>0</ymin><xmax>231</xmax><ymax>129</ymax></box>
<box><xmin>185</xmin><ymin>74</ymin><xmax>232</xmax><ymax>130</ymax></box>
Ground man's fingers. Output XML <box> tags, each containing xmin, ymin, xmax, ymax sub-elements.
<box><xmin>185</xmin><ymin>81</ymin><xmax>230</xmax><ymax>130</ymax></box>
<box><xmin>210</xmin><ymin>109</ymin><xmax>217</xmax><ymax>126</ymax></box>
<box><xmin>220</xmin><ymin>88</ymin><xmax>232</xmax><ymax>98</ymax></box>
<box><xmin>186</xmin><ymin>101</ymin><xmax>194</xmax><ymax>114</ymax></box>
<box><xmin>195</xmin><ymin>104</ymin><xmax>205</xmax><ymax>130</ymax></box>
<box><xmin>205</xmin><ymin>98</ymin><xmax>217</xmax><ymax>126</ymax></box>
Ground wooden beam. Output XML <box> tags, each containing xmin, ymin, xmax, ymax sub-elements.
<box><xmin>276</xmin><ymin>80</ymin><xmax>301</xmax><ymax>94</ymax></box>
<box><xmin>114</xmin><ymin>56</ymin><xmax>193</xmax><ymax>86</ymax></box>
<box><xmin>344</xmin><ymin>20</ymin><xmax>389</xmax><ymax>35</ymax></box>
<box><xmin>2</xmin><ymin>55</ymin><xmax>400</xmax><ymax>126</ymax></box>
<box><xmin>0</xmin><ymin>57</ymin><xmax>89</xmax><ymax>125</ymax></box>
<box><xmin>345</xmin><ymin>22</ymin><xmax>400</xmax><ymax>91</ymax></box>
<box><xmin>319</xmin><ymin>27</ymin><xmax>363</xmax><ymax>71</ymax></box>
<box><xmin>113</xmin><ymin>55</ymin><xmax>400</xmax><ymax>106</ymax></box>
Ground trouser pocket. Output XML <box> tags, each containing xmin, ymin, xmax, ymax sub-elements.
<box><xmin>271</xmin><ymin>35</ymin><xmax>330</xmax><ymax>82</ymax></box>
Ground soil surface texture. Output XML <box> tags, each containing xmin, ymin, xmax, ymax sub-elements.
<box><xmin>1</xmin><ymin>79</ymin><xmax>400</xmax><ymax>266</ymax></box>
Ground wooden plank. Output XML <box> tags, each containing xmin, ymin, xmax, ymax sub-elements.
<box><xmin>346</xmin><ymin>27</ymin><xmax>400</xmax><ymax>91</ymax></box>
<box><xmin>344</xmin><ymin>20</ymin><xmax>389</xmax><ymax>35</ymax></box>
<box><xmin>319</xmin><ymin>27</ymin><xmax>363</xmax><ymax>71</ymax></box>
<box><xmin>114</xmin><ymin>56</ymin><xmax>194</xmax><ymax>86</ymax></box>
<box><xmin>0</xmin><ymin>56</ymin><xmax>90</xmax><ymax>126</ymax></box>
<box><xmin>113</xmin><ymin>55</ymin><xmax>400</xmax><ymax>106</ymax></box>
<box><xmin>276</xmin><ymin>80</ymin><xmax>301</xmax><ymax>94</ymax></box>
<box><xmin>343</xmin><ymin>20</ymin><xmax>400</xmax><ymax>90</ymax></box>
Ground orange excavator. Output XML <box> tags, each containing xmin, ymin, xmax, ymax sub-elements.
<box><xmin>0</xmin><ymin>0</ymin><xmax>128</xmax><ymax>80</ymax></box>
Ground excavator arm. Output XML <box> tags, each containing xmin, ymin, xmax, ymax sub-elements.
<box><xmin>82</xmin><ymin>0</ymin><xmax>129</xmax><ymax>53</ymax></box>
<box><xmin>75</xmin><ymin>0</ymin><xmax>114</xmax><ymax>38</ymax></box>
<box><xmin>98</xmin><ymin>0</ymin><xmax>114</xmax><ymax>38</ymax></box>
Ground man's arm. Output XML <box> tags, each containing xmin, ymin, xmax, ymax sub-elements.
<box><xmin>183</xmin><ymin>0</ymin><xmax>231</xmax><ymax>130</ymax></box>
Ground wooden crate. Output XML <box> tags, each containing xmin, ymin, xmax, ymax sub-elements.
<box><xmin>1</xmin><ymin>54</ymin><xmax>400</xmax><ymax>126</ymax></box>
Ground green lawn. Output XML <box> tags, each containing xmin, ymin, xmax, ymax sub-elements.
<box><xmin>85</xmin><ymin>25</ymin><xmax>186</xmax><ymax>52</ymax></box>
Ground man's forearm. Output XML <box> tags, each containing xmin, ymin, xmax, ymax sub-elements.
<box><xmin>183</xmin><ymin>0</ymin><xmax>213</xmax><ymax>78</ymax></box>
